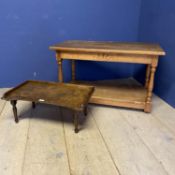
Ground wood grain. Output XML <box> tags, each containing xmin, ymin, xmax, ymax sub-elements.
<box><xmin>62</xmin><ymin>108</ymin><xmax>119</xmax><ymax>175</ymax></box>
<box><xmin>56</xmin><ymin>53</ymin><xmax>63</xmax><ymax>82</ymax></box>
<box><xmin>72</xmin><ymin>60</ymin><xmax>76</xmax><ymax>81</ymax></box>
<box><xmin>50</xmin><ymin>40</ymin><xmax>165</xmax><ymax>56</ymax></box>
<box><xmin>152</xmin><ymin>95</ymin><xmax>175</xmax><ymax>134</ymax></box>
<box><xmin>2</xmin><ymin>80</ymin><xmax>94</xmax><ymax>112</ymax></box>
<box><xmin>60</xmin><ymin>51</ymin><xmax>154</xmax><ymax>64</ymax></box>
<box><xmin>0</xmin><ymin>101</ymin><xmax>31</xmax><ymax>175</ymax></box>
<box><xmin>145</xmin><ymin>64</ymin><xmax>151</xmax><ymax>88</ymax></box>
<box><xmin>0</xmin><ymin>92</ymin><xmax>175</xmax><ymax>175</ymax></box>
<box><xmin>145</xmin><ymin>65</ymin><xmax>157</xmax><ymax>112</ymax></box>
<box><xmin>0</xmin><ymin>100</ymin><xmax>6</xmax><ymax>116</ymax></box>
<box><xmin>119</xmin><ymin>106</ymin><xmax>175</xmax><ymax>175</ymax></box>
<box><xmin>22</xmin><ymin>104</ymin><xmax>70</xmax><ymax>175</ymax></box>
<box><xmin>50</xmin><ymin>41</ymin><xmax>165</xmax><ymax>112</ymax></box>
<box><xmin>72</xmin><ymin>79</ymin><xmax>147</xmax><ymax>111</ymax></box>
<box><xmin>0</xmin><ymin>88</ymin><xmax>10</xmax><ymax>116</ymax></box>
<box><xmin>90</xmin><ymin>105</ymin><xmax>168</xmax><ymax>175</ymax></box>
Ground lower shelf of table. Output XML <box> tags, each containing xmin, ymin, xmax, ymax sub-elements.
<box><xmin>72</xmin><ymin>78</ymin><xmax>148</xmax><ymax>111</ymax></box>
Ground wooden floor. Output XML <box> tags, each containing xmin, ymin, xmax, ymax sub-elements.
<box><xmin>0</xmin><ymin>88</ymin><xmax>175</xmax><ymax>175</ymax></box>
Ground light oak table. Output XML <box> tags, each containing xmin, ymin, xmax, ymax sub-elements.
<box><xmin>50</xmin><ymin>41</ymin><xmax>165</xmax><ymax>113</ymax></box>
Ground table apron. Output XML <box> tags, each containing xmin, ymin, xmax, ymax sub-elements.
<box><xmin>59</xmin><ymin>51</ymin><xmax>158</xmax><ymax>65</ymax></box>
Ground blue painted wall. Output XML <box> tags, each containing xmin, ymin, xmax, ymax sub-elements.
<box><xmin>137</xmin><ymin>0</ymin><xmax>175</xmax><ymax>107</ymax></box>
<box><xmin>0</xmin><ymin>0</ymin><xmax>141</xmax><ymax>87</ymax></box>
<box><xmin>1</xmin><ymin>0</ymin><xmax>174</xmax><ymax>107</ymax></box>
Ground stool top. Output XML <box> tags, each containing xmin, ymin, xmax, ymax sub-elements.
<box><xmin>1</xmin><ymin>80</ymin><xmax>94</xmax><ymax>111</ymax></box>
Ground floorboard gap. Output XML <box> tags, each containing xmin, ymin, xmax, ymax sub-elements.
<box><xmin>90</xmin><ymin>110</ymin><xmax>122</xmax><ymax>175</ymax></box>
<box><xmin>60</xmin><ymin>108</ymin><xmax>72</xmax><ymax>175</ymax></box>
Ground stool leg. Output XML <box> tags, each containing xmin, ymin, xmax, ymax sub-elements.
<box><xmin>32</xmin><ymin>102</ymin><xmax>36</xmax><ymax>109</ymax></box>
<box><xmin>10</xmin><ymin>100</ymin><xmax>18</xmax><ymax>123</ymax></box>
<box><xmin>144</xmin><ymin>65</ymin><xmax>157</xmax><ymax>113</ymax></box>
<box><xmin>84</xmin><ymin>106</ymin><xmax>87</xmax><ymax>116</ymax></box>
<box><xmin>74</xmin><ymin>112</ymin><xmax>79</xmax><ymax>133</ymax></box>
<box><xmin>72</xmin><ymin>60</ymin><xmax>76</xmax><ymax>82</ymax></box>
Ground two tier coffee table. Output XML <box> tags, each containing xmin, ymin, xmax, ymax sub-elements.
<box><xmin>50</xmin><ymin>41</ymin><xmax>165</xmax><ymax>113</ymax></box>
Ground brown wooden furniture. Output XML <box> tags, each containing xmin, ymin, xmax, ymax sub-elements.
<box><xmin>1</xmin><ymin>80</ymin><xmax>94</xmax><ymax>133</ymax></box>
<box><xmin>50</xmin><ymin>41</ymin><xmax>165</xmax><ymax>113</ymax></box>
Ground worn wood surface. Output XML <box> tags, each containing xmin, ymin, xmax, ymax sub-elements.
<box><xmin>59</xmin><ymin>51</ymin><xmax>156</xmax><ymax>64</ymax></box>
<box><xmin>90</xmin><ymin>106</ymin><xmax>168</xmax><ymax>175</ymax></box>
<box><xmin>50</xmin><ymin>41</ymin><xmax>165</xmax><ymax>112</ymax></box>
<box><xmin>0</xmin><ymin>100</ymin><xmax>6</xmax><ymax>116</ymax></box>
<box><xmin>0</xmin><ymin>89</ymin><xmax>9</xmax><ymax>115</ymax></box>
<box><xmin>145</xmin><ymin>64</ymin><xmax>151</xmax><ymax>88</ymax></box>
<box><xmin>61</xmin><ymin>108</ymin><xmax>119</xmax><ymax>175</ymax></box>
<box><xmin>0</xmin><ymin>88</ymin><xmax>175</xmax><ymax>175</ymax></box>
<box><xmin>2</xmin><ymin>82</ymin><xmax>94</xmax><ymax>133</ymax></box>
<box><xmin>152</xmin><ymin>95</ymin><xmax>175</xmax><ymax>133</ymax></box>
<box><xmin>145</xmin><ymin>64</ymin><xmax>157</xmax><ymax>112</ymax></box>
<box><xmin>22</xmin><ymin>104</ymin><xmax>70</xmax><ymax>175</ymax></box>
<box><xmin>56</xmin><ymin>53</ymin><xmax>63</xmax><ymax>82</ymax></box>
<box><xmin>50</xmin><ymin>40</ymin><xmax>165</xmax><ymax>55</ymax></box>
<box><xmin>0</xmin><ymin>101</ymin><xmax>31</xmax><ymax>175</ymax></box>
<box><xmin>116</xmin><ymin>103</ymin><xmax>175</xmax><ymax>175</ymax></box>
<box><xmin>2</xmin><ymin>80</ymin><xmax>94</xmax><ymax>112</ymax></box>
<box><xmin>73</xmin><ymin>78</ymin><xmax>147</xmax><ymax>110</ymax></box>
<box><xmin>71</xmin><ymin>60</ymin><xmax>76</xmax><ymax>81</ymax></box>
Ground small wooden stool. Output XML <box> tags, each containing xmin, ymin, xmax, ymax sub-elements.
<box><xmin>1</xmin><ymin>80</ymin><xmax>94</xmax><ymax>133</ymax></box>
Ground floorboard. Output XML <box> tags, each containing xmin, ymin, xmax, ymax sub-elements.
<box><xmin>117</xmin><ymin>105</ymin><xmax>175</xmax><ymax>175</ymax></box>
<box><xmin>0</xmin><ymin>87</ymin><xmax>175</xmax><ymax>175</ymax></box>
<box><xmin>22</xmin><ymin>104</ymin><xmax>70</xmax><ymax>175</ymax></box>
<box><xmin>61</xmin><ymin>108</ymin><xmax>119</xmax><ymax>175</ymax></box>
<box><xmin>0</xmin><ymin>88</ymin><xmax>10</xmax><ymax>115</ymax></box>
<box><xmin>152</xmin><ymin>95</ymin><xmax>175</xmax><ymax>134</ymax></box>
<box><xmin>0</xmin><ymin>100</ymin><xmax>6</xmax><ymax>116</ymax></box>
<box><xmin>90</xmin><ymin>105</ymin><xmax>169</xmax><ymax>175</ymax></box>
<box><xmin>0</xmin><ymin>101</ymin><xmax>31</xmax><ymax>175</ymax></box>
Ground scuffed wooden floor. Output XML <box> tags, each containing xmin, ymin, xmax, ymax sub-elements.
<box><xmin>0</xmin><ymin>88</ymin><xmax>175</xmax><ymax>175</ymax></box>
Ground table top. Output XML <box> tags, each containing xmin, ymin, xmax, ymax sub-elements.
<box><xmin>2</xmin><ymin>80</ymin><xmax>94</xmax><ymax>111</ymax></box>
<box><xmin>50</xmin><ymin>40</ymin><xmax>165</xmax><ymax>56</ymax></box>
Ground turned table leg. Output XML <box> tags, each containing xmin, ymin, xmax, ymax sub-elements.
<box><xmin>144</xmin><ymin>64</ymin><xmax>157</xmax><ymax>113</ymax></box>
<box><xmin>32</xmin><ymin>102</ymin><xmax>36</xmax><ymax>109</ymax></box>
<box><xmin>10</xmin><ymin>100</ymin><xmax>18</xmax><ymax>123</ymax></box>
<box><xmin>72</xmin><ymin>60</ymin><xmax>76</xmax><ymax>82</ymax></box>
<box><xmin>145</xmin><ymin>64</ymin><xmax>151</xmax><ymax>88</ymax></box>
<box><xmin>84</xmin><ymin>106</ymin><xmax>87</xmax><ymax>116</ymax></box>
<box><xmin>74</xmin><ymin>112</ymin><xmax>79</xmax><ymax>133</ymax></box>
<box><xmin>56</xmin><ymin>53</ymin><xmax>63</xmax><ymax>82</ymax></box>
